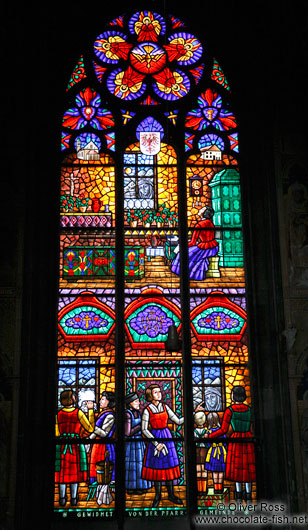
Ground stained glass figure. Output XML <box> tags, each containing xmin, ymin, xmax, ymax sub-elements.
<box><xmin>88</xmin><ymin>391</ymin><xmax>116</xmax><ymax>487</ymax></box>
<box><xmin>94</xmin><ymin>32</ymin><xmax>133</xmax><ymax>63</ymax></box>
<box><xmin>204</xmin><ymin>385</ymin><xmax>256</xmax><ymax>504</ymax></box>
<box><xmin>153</xmin><ymin>68</ymin><xmax>190</xmax><ymax>100</ymax></box>
<box><xmin>171</xmin><ymin>206</ymin><xmax>219</xmax><ymax>281</ymax></box>
<box><xmin>130</xmin><ymin>42</ymin><xmax>167</xmax><ymax>74</ymax></box>
<box><xmin>55</xmin><ymin>389</ymin><xmax>95</xmax><ymax>507</ymax></box>
<box><xmin>58</xmin><ymin>359</ymin><xmax>98</xmax><ymax>407</ymax></box>
<box><xmin>192</xmin><ymin>359</ymin><xmax>224</xmax><ymax>411</ymax></box>
<box><xmin>164</xmin><ymin>33</ymin><xmax>203</xmax><ymax>65</ymax></box>
<box><xmin>195</xmin><ymin>411</ymin><xmax>226</xmax><ymax>495</ymax></box>
<box><xmin>124</xmin><ymin>392</ymin><xmax>153</xmax><ymax>494</ymax></box>
<box><xmin>129</xmin><ymin>11</ymin><xmax>166</xmax><ymax>41</ymax></box>
<box><xmin>107</xmin><ymin>67</ymin><xmax>146</xmax><ymax>100</ymax></box>
<box><xmin>141</xmin><ymin>384</ymin><xmax>184</xmax><ymax>508</ymax></box>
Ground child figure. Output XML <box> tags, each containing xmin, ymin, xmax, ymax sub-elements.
<box><xmin>204</xmin><ymin>412</ymin><xmax>226</xmax><ymax>494</ymax></box>
<box><xmin>194</xmin><ymin>411</ymin><xmax>208</xmax><ymax>494</ymax></box>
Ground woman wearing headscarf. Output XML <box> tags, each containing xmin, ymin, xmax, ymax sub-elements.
<box><xmin>125</xmin><ymin>392</ymin><xmax>152</xmax><ymax>494</ymax></box>
<box><xmin>88</xmin><ymin>390</ymin><xmax>116</xmax><ymax>485</ymax></box>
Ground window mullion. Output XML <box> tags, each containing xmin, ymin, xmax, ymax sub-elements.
<box><xmin>177</xmin><ymin>148</ymin><xmax>198</xmax><ymax>518</ymax></box>
<box><xmin>114</xmin><ymin>148</ymin><xmax>126</xmax><ymax>529</ymax></box>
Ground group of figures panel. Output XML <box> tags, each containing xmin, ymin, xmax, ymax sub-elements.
<box><xmin>55</xmin><ymin>359</ymin><xmax>256</xmax><ymax>517</ymax></box>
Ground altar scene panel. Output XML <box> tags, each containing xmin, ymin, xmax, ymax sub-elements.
<box><xmin>123</xmin><ymin>230</ymin><xmax>180</xmax><ymax>291</ymax></box>
<box><xmin>124</xmin><ymin>362</ymin><xmax>186</xmax><ymax>515</ymax></box>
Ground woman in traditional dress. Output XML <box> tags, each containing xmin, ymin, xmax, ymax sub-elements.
<box><xmin>171</xmin><ymin>206</ymin><xmax>219</xmax><ymax>281</ymax></box>
<box><xmin>55</xmin><ymin>389</ymin><xmax>95</xmax><ymax>506</ymax></box>
<box><xmin>205</xmin><ymin>385</ymin><xmax>256</xmax><ymax>503</ymax></box>
<box><xmin>141</xmin><ymin>384</ymin><xmax>184</xmax><ymax>508</ymax></box>
<box><xmin>124</xmin><ymin>392</ymin><xmax>152</xmax><ymax>494</ymax></box>
<box><xmin>88</xmin><ymin>391</ymin><xmax>116</xmax><ymax>485</ymax></box>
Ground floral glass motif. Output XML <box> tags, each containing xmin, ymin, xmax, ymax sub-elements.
<box><xmin>185</xmin><ymin>89</ymin><xmax>236</xmax><ymax>131</ymax></box>
<box><xmin>190</xmin><ymin>64</ymin><xmax>204</xmax><ymax>85</ymax></box>
<box><xmin>153</xmin><ymin>68</ymin><xmax>190</xmax><ymax>100</ymax></box>
<box><xmin>129</xmin><ymin>305</ymin><xmax>175</xmax><ymax>338</ymax></box>
<box><xmin>62</xmin><ymin>87</ymin><xmax>114</xmax><ymax>130</ymax></box>
<box><xmin>93</xmin><ymin>11</ymin><xmax>202</xmax><ymax>101</ymax></box>
<box><xmin>61</xmin><ymin>132</ymin><xmax>72</xmax><ymax>151</ymax></box>
<box><xmin>92</xmin><ymin>62</ymin><xmax>108</xmax><ymax>82</ymax></box>
<box><xmin>126</xmin><ymin>302</ymin><xmax>181</xmax><ymax>344</ymax></box>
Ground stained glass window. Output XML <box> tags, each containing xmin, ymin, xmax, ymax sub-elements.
<box><xmin>55</xmin><ymin>9</ymin><xmax>256</xmax><ymax>522</ymax></box>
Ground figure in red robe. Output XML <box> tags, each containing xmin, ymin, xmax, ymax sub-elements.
<box><xmin>171</xmin><ymin>206</ymin><xmax>219</xmax><ymax>280</ymax></box>
<box><xmin>55</xmin><ymin>389</ymin><xmax>95</xmax><ymax>506</ymax></box>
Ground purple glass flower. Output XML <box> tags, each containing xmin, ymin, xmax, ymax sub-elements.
<box><xmin>65</xmin><ymin>311</ymin><xmax>108</xmax><ymax>331</ymax></box>
<box><xmin>130</xmin><ymin>305</ymin><xmax>174</xmax><ymax>338</ymax></box>
<box><xmin>62</xmin><ymin>87</ymin><xmax>115</xmax><ymax>130</ymax></box>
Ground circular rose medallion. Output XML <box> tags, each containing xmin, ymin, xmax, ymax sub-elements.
<box><xmin>130</xmin><ymin>42</ymin><xmax>166</xmax><ymax>74</ymax></box>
